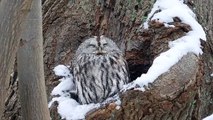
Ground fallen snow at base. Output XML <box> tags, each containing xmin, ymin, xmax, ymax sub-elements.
<box><xmin>49</xmin><ymin>97</ymin><xmax>99</xmax><ymax>120</ymax></box>
<box><xmin>132</xmin><ymin>0</ymin><xmax>206</xmax><ymax>90</ymax></box>
<box><xmin>203</xmin><ymin>114</ymin><xmax>213</xmax><ymax>120</ymax></box>
<box><xmin>49</xmin><ymin>65</ymin><xmax>100</xmax><ymax>120</ymax></box>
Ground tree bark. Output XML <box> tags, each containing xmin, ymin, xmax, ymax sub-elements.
<box><xmin>191</xmin><ymin>0</ymin><xmax>213</xmax><ymax>118</ymax></box>
<box><xmin>0</xmin><ymin>0</ymin><xmax>32</xmax><ymax>118</ymax></box>
<box><xmin>17</xmin><ymin>0</ymin><xmax>50</xmax><ymax>119</ymax></box>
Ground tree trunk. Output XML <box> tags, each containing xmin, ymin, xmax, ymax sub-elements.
<box><xmin>17</xmin><ymin>0</ymin><xmax>50</xmax><ymax>119</ymax></box>
<box><xmin>0</xmin><ymin>0</ymin><xmax>32</xmax><ymax>118</ymax></box>
<box><xmin>191</xmin><ymin>0</ymin><xmax>213</xmax><ymax>118</ymax></box>
<box><xmin>2</xmin><ymin>0</ymin><xmax>213</xmax><ymax>119</ymax></box>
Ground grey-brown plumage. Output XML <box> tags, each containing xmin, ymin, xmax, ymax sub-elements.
<box><xmin>73</xmin><ymin>36</ymin><xmax>129</xmax><ymax>104</ymax></box>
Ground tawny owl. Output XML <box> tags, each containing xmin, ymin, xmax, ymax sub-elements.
<box><xmin>72</xmin><ymin>36</ymin><xmax>129</xmax><ymax>104</ymax></box>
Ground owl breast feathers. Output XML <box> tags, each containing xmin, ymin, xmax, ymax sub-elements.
<box><xmin>73</xmin><ymin>36</ymin><xmax>130</xmax><ymax>104</ymax></box>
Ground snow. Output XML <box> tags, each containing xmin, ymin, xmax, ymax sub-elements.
<box><xmin>132</xmin><ymin>0</ymin><xmax>206</xmax><ymax>90</ymax></box>
<box><xmin>49</xmin><ymin>97</ymin><xmax>99</xmax><ymax>120</ymax></box>
<box><xmin>51</xmin><ymin>77</ymin><xmax>75</xmax><ymax>96</ymax></box>
<box><xmin>203</xmin><ymin>114</ymin><xmax>213</xmax><ymax>120</ymax></box>
<box><xmin>51</xmin><ymin>65</ymin><xmax>75</xmax><ymax>96</ymax></box>
<box><xmin>211</xmin><ymin>73</ymin><xmax>213</xmax><ymax>77</ymax></box>
<box><xmin>53</xmin><ymin>65</ymin><xmax>71</xmax><ymax>77</ymax></box>
<box><xmin>116</xmin><ymin>106</ymin><xmax>121</xmax><ymax>110</ymax></box>
<box><xmin>49</xmin><ymin>65</ymin><xmax>100</xmax><ymax>120</ymax></box>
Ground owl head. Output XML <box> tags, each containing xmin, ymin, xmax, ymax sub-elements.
<box><xmin>75</xmin><ymin>35</ymin><xmax>121</xmax><ymax>56</ymax></box>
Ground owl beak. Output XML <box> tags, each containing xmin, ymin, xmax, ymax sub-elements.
<box><xmin>96</xmin><ymin>50</ymin><xmax>107</xmax><ymax>55</ymax></box>
<box><xmin>96</xmin><ymin>52</ymin><xmax>104</xmax><ymax>55</ymax></box>
<box><xmin>96</xmin><ymin>51</ymin><xmax>106</xmax><ymax>55</ymax></box>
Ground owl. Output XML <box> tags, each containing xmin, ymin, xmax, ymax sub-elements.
<box><xmin>72</xmin><ymin>35</ymin><xmax>130</xmax><ymax>104</ymax></box>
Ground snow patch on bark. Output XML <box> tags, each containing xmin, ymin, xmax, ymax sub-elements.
<box><xmin>203</xmin><ymin>114</ymin><xmax>213</xmax><ymax>120</ymax></box>
<box><xmin>128</xmin><ymin>0</ymin><xmax>206</xmax><ymax>91</ymax></box>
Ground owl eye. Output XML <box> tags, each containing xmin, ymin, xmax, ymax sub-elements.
<box><xmin>88</xmin><ymin>44</ymin><xmax>96</xmax><ymax>48</ymax></box>
<box><xmin>103</xmin><ymin>43</ymin><xmax>108</xmax><ymax>47</ymax></box>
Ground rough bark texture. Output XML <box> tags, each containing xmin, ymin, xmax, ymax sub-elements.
<box><xmin>2</xmin><ymin>0</ymin><xmax>213</xmax><ymax>120</ymax></box>
<box><xmin>191</xmin><ymin>0</ymin><xmax>213</xmax><ymax>119</ymax></box>
<box><xmin>2</xmin><ymin>68</ymin><xmax>21</xmax><ymax>120</ymax></box>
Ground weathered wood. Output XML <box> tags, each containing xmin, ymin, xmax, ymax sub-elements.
<box><xmin>191</xmin><ymin>0</ymin><xmax>213</xmax><ymax>119</ymax></box>
<box><xmin>17</xmin><ymin>0</ymin><xmax>50</xmax><ymax>120</ymax></box>
<box><xmin>0</xmin><ymin>0</ymin><xmax>32</xmax><ymax>118</ymax></box>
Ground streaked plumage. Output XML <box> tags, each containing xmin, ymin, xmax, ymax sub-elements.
<box><xmin>73</xmin><ymin>36</ymin><xmax>129</xmax><ymax>104</ymax></box>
